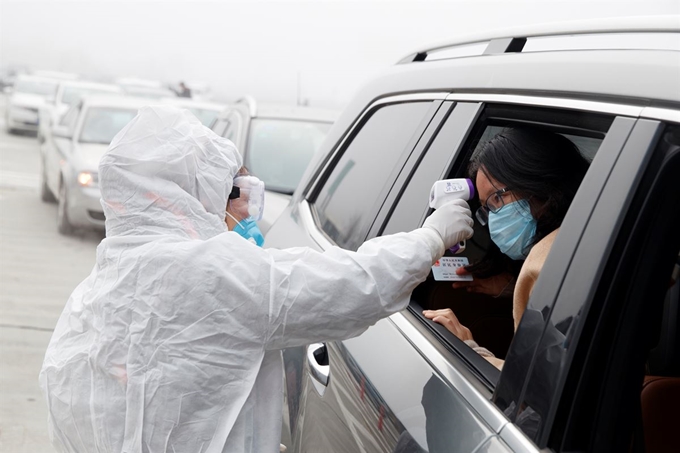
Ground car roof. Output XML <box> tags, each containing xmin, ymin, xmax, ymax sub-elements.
<box><xmin>339</xmin><ymin>17</ymin><xmax>680</xmax><ymax>113</ymax></box>
<box><xmin>58</xmin><ymin>80</ymin><xmax>122</xmax><ymax>92</ymax></box>
<box><xmin>15</xmin><ymin>74</ymin><xmax>61</xmax><ymax>84</ymax></box>
<box><xmin>78</xmin><ymin>94</ymin><xmax>159</xmax><ymax>109</ymax></box>
<box><xmin>253</xmin><ymin>104</ymin><xmax>339</xmax><ymax>123</ymax></box>
<box><xmin>399</xmin><ymin>15</ymin><xmax>680</xmax><ymax>61</ymax></box>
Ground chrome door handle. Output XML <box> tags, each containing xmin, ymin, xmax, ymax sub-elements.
<box><xmin>307</xmin><ymin>343</ymin><xmax>329</xmax><ymax>386</ymax></box>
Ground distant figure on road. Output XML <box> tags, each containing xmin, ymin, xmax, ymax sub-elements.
<box><xmin>174</xmin><ymin>81</ymin><xmax>192</xmax><ymax>98</ymax></box>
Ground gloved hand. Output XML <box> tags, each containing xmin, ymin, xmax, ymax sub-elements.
<box><xmin>422</xmin><ymin>199</ymin><xmax>474</xmax><ymax>250</ymax></box>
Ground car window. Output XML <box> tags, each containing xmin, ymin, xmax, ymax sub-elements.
<box><xmin>313</xmin><ymin>101</ymin><xmax>437</xmax><ymax>251</ymax></box>
<box><xmin>384</xmin><ymin>104</ymin><xmax>615</xmax><ymax>395</ymax></box>
<box><xmin>246</xmin><ymin>118</ymin><xmax>331</xmax><ymax>194</ymax></box>
<box><xmin>59</xmin><ymin>105</ymin><xmax>79</xmax><ymax>129</ymax></box>
<box><xmin>383</xmin><ymin>102</ymin><xmax>482</xmax><ymax>236</ymax></box>
<box><xmin>79</xmin><ymin>107</ymin><xmax>138</xmax><ymax>144</ymax></box>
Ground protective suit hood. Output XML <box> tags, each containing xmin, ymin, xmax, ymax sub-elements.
<box><xmin>99</xmin><ymin>106</ymin><xmax>241</xmax><ymax>239</ymax></box>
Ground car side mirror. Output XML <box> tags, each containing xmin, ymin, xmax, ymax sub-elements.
<box><xmin>52</xmin><ymin>125</ymin><xmax>72</xmax><ymax>139</ymax></box>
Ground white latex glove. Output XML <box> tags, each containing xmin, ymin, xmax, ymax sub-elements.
<box><xmin>422</xmin><ymin>199</ymin><xmax>474</xmax><ymax>250</ymax></box>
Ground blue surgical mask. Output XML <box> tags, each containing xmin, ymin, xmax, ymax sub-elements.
<box><xmin>488</xmin><ymin>199</ymin><xmax>537</xmax><ymax>260</ymax></box>
<box><xmin>232</xmin><ymin>216</ymin><xmax>265</xmax><ymax>247</ymax></box>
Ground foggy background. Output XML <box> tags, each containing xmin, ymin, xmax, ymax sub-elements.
<box><xmin>3</xmin><ymin>0</ymin><xmax>679</xmax><ymax>108</ymax></box>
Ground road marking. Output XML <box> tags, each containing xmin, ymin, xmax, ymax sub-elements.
<box><xmin>0</xmin><ymin>171</ymin><xmax>39</xmax><ymax>190</ymax></box>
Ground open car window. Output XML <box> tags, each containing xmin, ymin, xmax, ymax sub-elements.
<box><xmin>381</xmin><ymin>102</ymin><xmax>615</xmax><ymax>393</ymax></box>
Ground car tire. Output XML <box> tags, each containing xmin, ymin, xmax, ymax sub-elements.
<box><xmin>57</xmin><ymin>182</ymin><xmax>74</xmax><ymax>235</ymax></box>
<box><xmin>40</xmin><ymin>159</ymin><xmax>56</xmax><ymax>203</ymax></box>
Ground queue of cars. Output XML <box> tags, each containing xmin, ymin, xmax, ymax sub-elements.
<box><xmin>265</xmin><ymin>17</ymin><xmax>680</xmax><ymax>453</ymax></box>
<box><xmin>28</xmin><ymin>74</ymin><xmax>335</xmax><ymax>237</ymax></box>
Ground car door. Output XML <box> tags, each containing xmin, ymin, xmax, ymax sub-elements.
<box><xmin>289</xmin><ymin>94</ymin><xmax>642</xmax><ymax>452</ymax></box>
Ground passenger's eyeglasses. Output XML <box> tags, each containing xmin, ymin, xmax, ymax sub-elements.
<box><xmin>475</xmin><ymin>187</ymin><xmax>510</xmax><ymax>226</ymax></box>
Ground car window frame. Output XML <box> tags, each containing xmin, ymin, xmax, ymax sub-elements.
<box><xmin>376</xmin><ymin>101</ymin><xmax>618</xmax><ymax>384</ymax></box>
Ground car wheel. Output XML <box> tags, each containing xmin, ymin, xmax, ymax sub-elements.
<box><xmin>40</xmin><ymin>159</ymin><xmax>56</xmax><ymax>203</ymax></box>
<box><xmin>57</xmin><ymin>182</ymin><xmax>74</xmax><ymax>235</ymax></box>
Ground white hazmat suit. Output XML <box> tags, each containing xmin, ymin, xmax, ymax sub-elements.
<box><xmin>40</xmin><ymin>106</ymin><xmax>473</xmax><ymax>453</ymax></box>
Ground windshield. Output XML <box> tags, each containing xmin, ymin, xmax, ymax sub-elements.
<box><xmin>61</xmin><ymin>87</ymin><xmax>117</xmax><ymax>105</ymax></box>
<box><xmin>188</xmin><ymin>108</ymin><xmax>220</xmax><ymax>127</ymax></box>
<box><xmin>245</xmin><ymin>118</ymin><xmax>332</xmax><ymax>194</ymax></box>
<box><xmin>14</xmin><ymin>79</ymin><xmax>58</xmax><ymax>97</ymax></box>
<box><xmin>79</xmin><ymin>107</ymin><xmax>138</xmax><ymax>144</ymax></box>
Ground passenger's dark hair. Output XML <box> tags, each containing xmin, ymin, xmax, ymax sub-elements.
<box><xmin>466</xmin><ymin>127</ymin><xmax>590</xmax><ymax>277</ymax></box>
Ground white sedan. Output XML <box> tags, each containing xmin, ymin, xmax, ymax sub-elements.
<box><xmin>38</xmin><ymin>80</ymin><xmax>122</xmax><ymax>144</ymax></box>
<box><xmin>40</xmin><ymin>95</ymin><xmax>150</xmax><ymax>234</ymax></box>
<box><xmin>5</xmin><ymin>75</ymin><xmax>59</xmax><ymax>134</ymax></box>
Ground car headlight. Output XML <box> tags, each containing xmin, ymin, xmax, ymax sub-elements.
<box><xmin>77</xmin><ymin>171</ymin><xmax>98</xmax><ymax>187</ymax></box>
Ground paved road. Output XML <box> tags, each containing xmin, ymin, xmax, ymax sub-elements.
<box><xmin>0</xmin><ymin>95</ymin><xmax>100</xmax><ymax>452</ymax></box>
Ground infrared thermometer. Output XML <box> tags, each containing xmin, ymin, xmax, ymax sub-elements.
<box><xmin>429</xmin><ymin>179</ymin><xmax>475</xmax><ymax>254</ymax></box>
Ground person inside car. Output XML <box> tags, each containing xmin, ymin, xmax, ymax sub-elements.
<box><xmin>423</xmin><ymin>127</ymin><xmax>590</xmax><ymax>368</ymax></box>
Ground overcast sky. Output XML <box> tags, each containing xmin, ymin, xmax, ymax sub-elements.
<box><xmin>1</xmin><ymin>0</ymin><xmax>678</xmax><ymax>107</ymax></box>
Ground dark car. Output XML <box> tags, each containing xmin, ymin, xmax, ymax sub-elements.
<box><xmin>265</xmin><ymin>17</ymin><xmax>680</xmax><ymax>453</ymax></box>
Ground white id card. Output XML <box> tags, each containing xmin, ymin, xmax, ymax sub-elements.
<box><xmin>432</xmin><ymin>257</ymin><xmax>473</xmax><ymax>281</ymax></box>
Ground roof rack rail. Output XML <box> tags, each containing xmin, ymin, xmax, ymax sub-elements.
<box><xmin>397</xmin><ymin>15</ymin><xmax>680</xmax><ymax>64</ymax></box>
<box><xmin>236</xmin><ymin>95</ymin><xmax>257</xmax><ymax>117</ymax></box>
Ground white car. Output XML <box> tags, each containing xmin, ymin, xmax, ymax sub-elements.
<box><xmin>38</xmin><ymin>80</ymin><xmax>122</xmax><ymax>144</ymax></box>
<box><xmin>5</xmin><ymin>75</ymin><xmax>60</xmax><ymax>133</ymax></box>
<box><xmin>40</xmin><ymin>95</ymin><xmax>150</xmax><ymax>234</ymax></box>
<box><xmin>211</xmin><ymin>97</ymin><xmax>339</xmax><ymax>234</ymax></box>
<box><xmin>160</xmin><ymin>97</ymin><xmax>225</xmax><ymax>127</ymax></box>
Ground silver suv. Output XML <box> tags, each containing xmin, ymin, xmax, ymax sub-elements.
<box><xmin>266</xmin><ymin>17</ymin><xmax>680</xmax><ymax>453</ymax></box>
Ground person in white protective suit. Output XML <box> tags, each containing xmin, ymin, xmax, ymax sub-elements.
<box><xmin>39</xmin><ymin>106</ymin><xmax>474</xmax><ymax>453</ymax></box>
